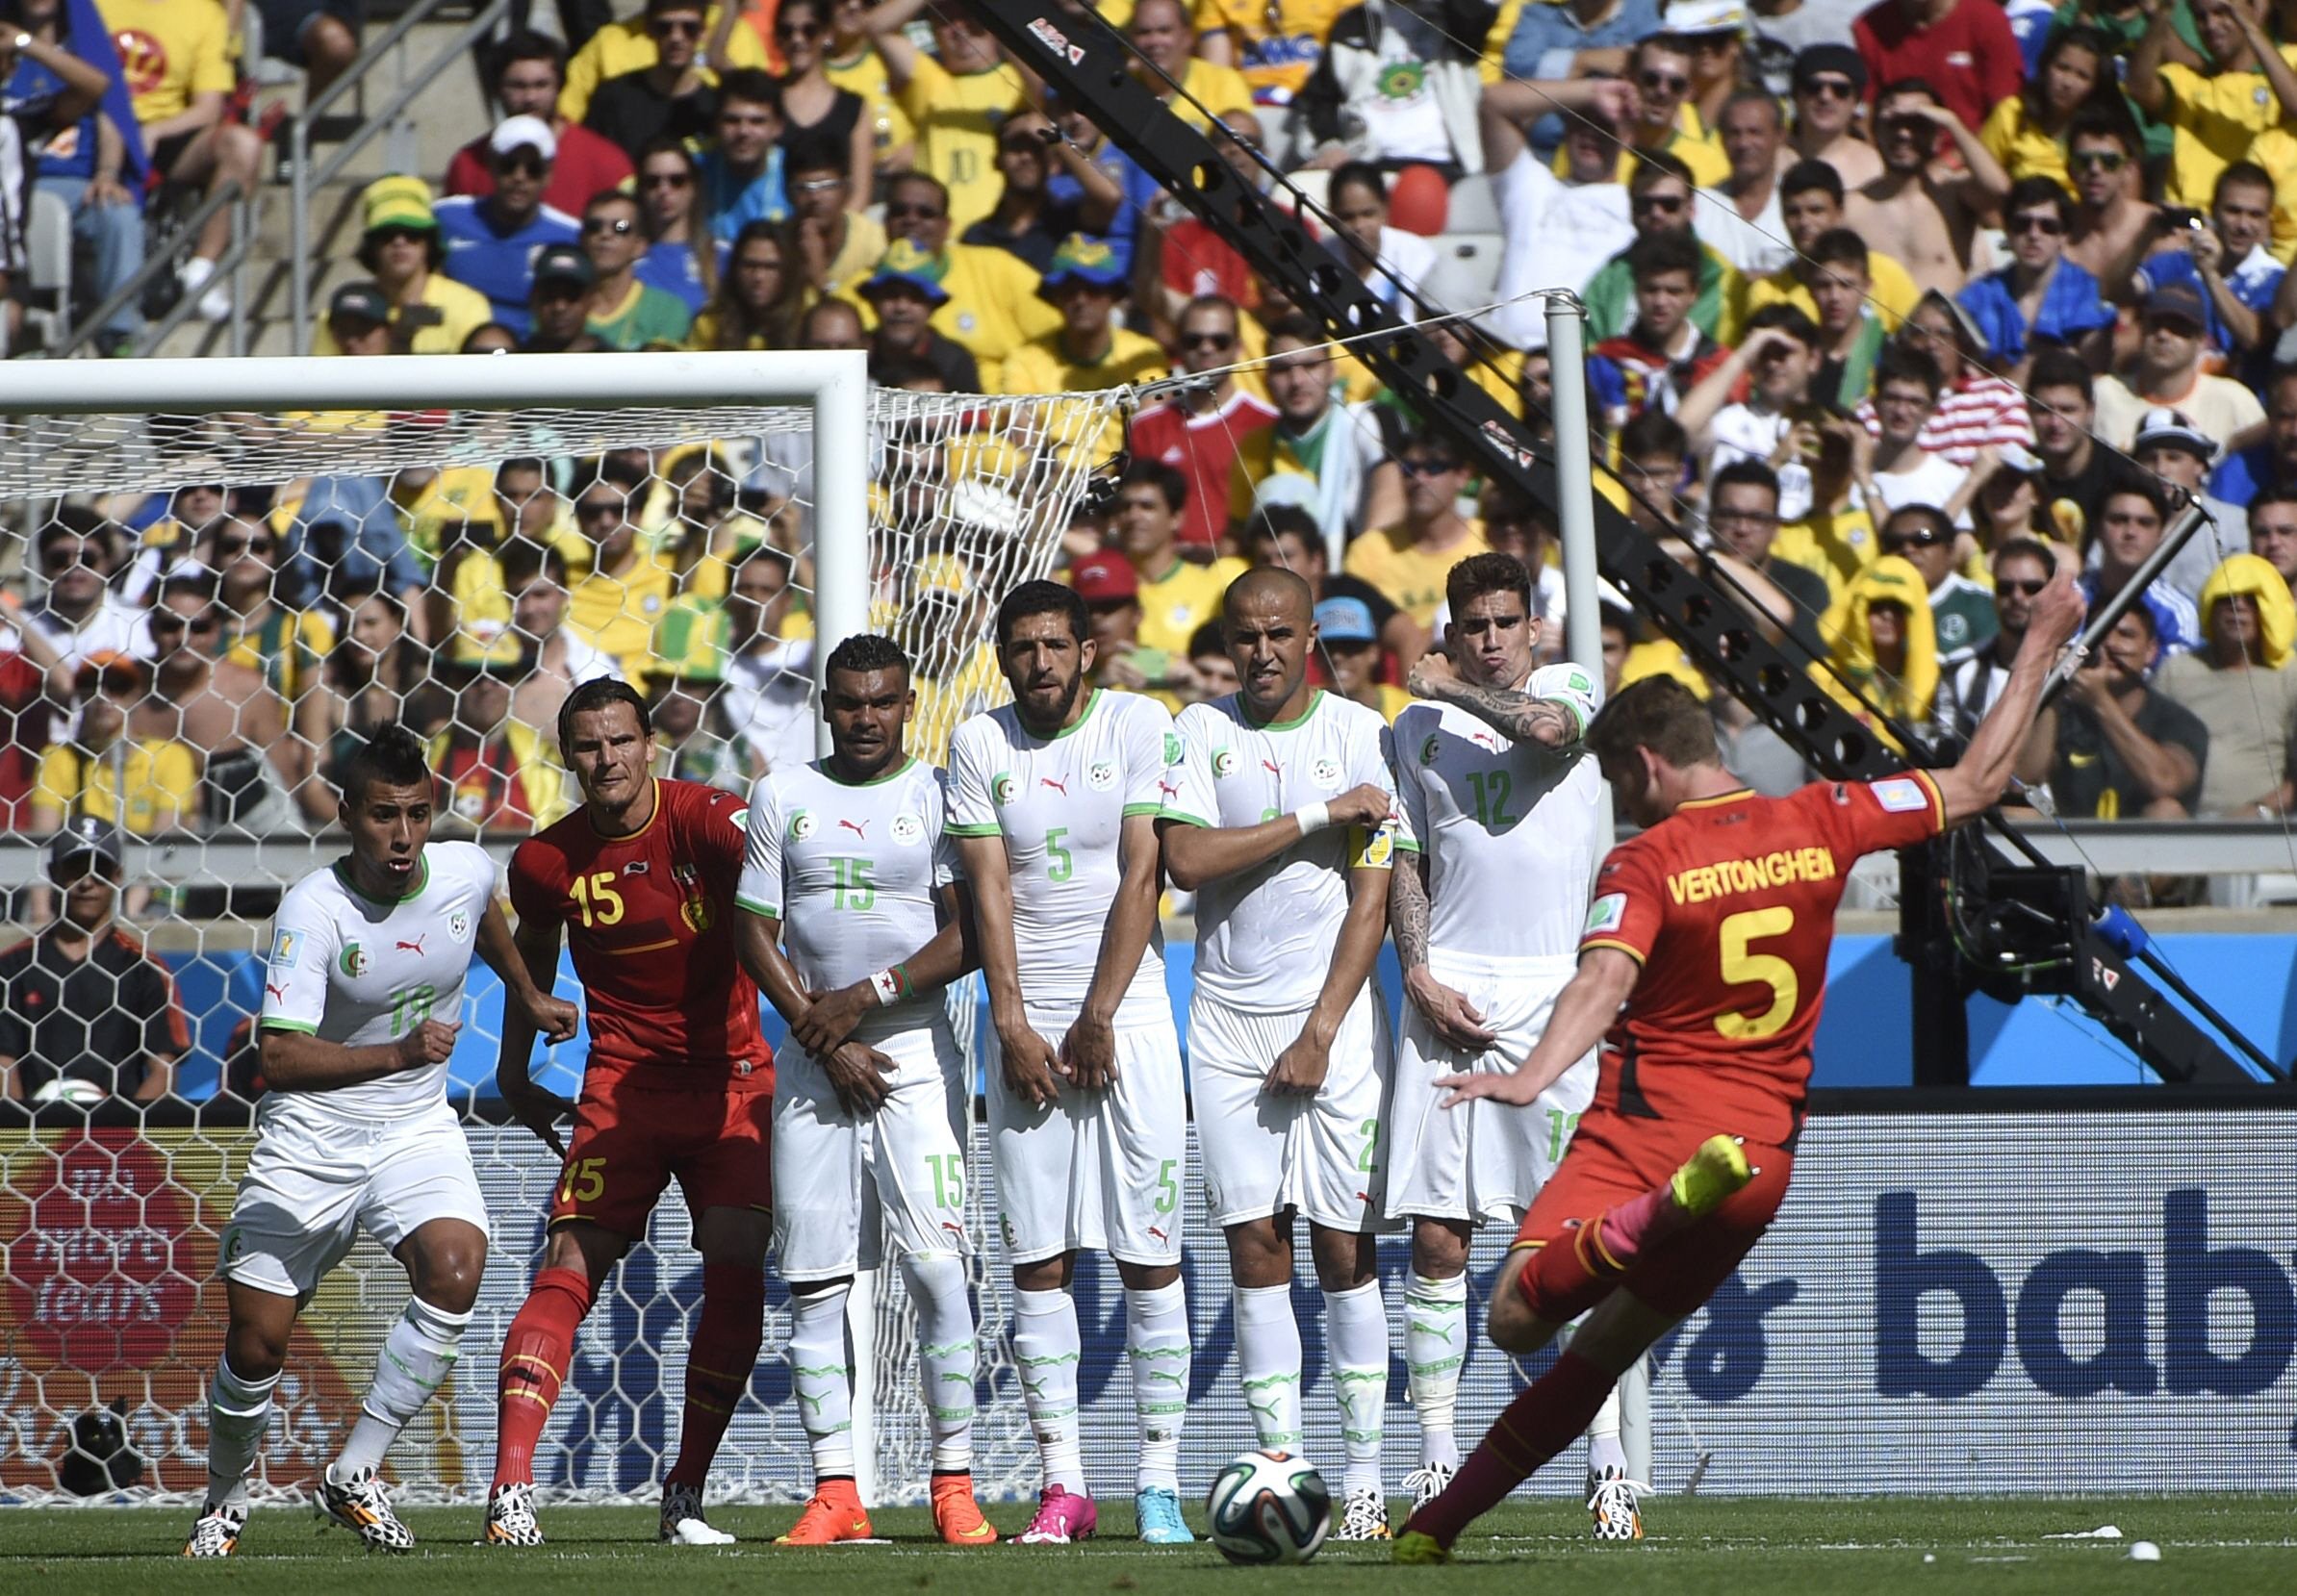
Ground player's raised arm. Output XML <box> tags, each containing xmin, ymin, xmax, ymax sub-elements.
<box><xmin>1406</xmin><ymin>648</ymin><xmax>1592</xmax><ymax>750</ymax></box>
<box><xmin>1930</xmin><ymin>561</ymin><xmax>2086</xmax><ymax>827</ymax></box>
<box><xmin>957</xmin><ymin>832</ymin><xmax>1060</xmax><ymax>1107</ymax></box>
<box><xmin>493</xmin><ymin>902</ymin><xmax>573</xmax><ymax>1159</ymax></box>
<box><xmin>1437</xmin><ymin>948</ymin><xmax>1641</xmax><ymax>1109</ymax></box>
<box><xmin>1060</xmin><ymin>811</ymin><xmax>1163</xmax><ymax>1091</ymax></box>
<box><xmin>474</xmin><ymin>900</ymin><xmax>578</xmax><ymax>1044</ymax></box>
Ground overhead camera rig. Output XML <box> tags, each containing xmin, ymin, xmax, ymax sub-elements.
<box><xmin>973</xmin><ymin>0</ymin><xmax>2278</xmax><ymax>1086</ymax></box>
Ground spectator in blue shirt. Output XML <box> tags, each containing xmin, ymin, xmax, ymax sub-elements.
<box><xmin>1501</xmin><ymin>0</ymin><xmax>1664</xmax><ymax>86</ymax></box>
<box><xmin>2129</xmin><ymin>162</ymin><xmax>2284</xmax><ymax>375</ymax></box>
<box><xmin>432</xmin><ymin>114</ymin><xmax>581</xmax><ymax>335</ymax></box>
<box><xmin>699</xmin><ymin>70</ymin><xmax>789</xmax><ymax>245</ymax></box>
<box><xmin>1957</xmin><ymin>175</ymin><xmax>2114</xmax><ymax>377</ymax></box>
<box><xmin>0</xmin><ymin>12</ymin><xmax>123</xmax><ymax>349</ymax></box>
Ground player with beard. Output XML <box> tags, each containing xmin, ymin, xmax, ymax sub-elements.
<box><xmin>944</xmin><ymin>580</ymin><xmax>1193</xmax><ymax>1545</ymax></box>
<box><xmin>1157</xmin><ymin>569</ymin><xmax>1400</xmax><ymax>1537</ymax></box>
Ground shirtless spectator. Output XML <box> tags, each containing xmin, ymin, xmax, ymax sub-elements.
<box><xmin>134</xmin><ymin>579</ymin><xmax>296</xmax><ymax>836</ymax></box>
<box><xmin>1746</xmin><ymin>159</ymin><xmax>1919</xmax><ymax>330</ymax></box>
<box><xmin>1788</xmin><ymin>44</ymin><xmax>1881</xmax><ymax>188</ymax></box>
<box><xmin>2062</xmin><ymin>111</ymin><xmax>2157</xmax><ymax>287</ymax></box>
<box><xmin>1849</xmin><ymin>78</ymin><xmax>2010</xmax><ymax>297</ymax></box>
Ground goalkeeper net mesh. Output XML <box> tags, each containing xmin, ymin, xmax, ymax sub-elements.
<box><xmin>0</xmin><ymin>381</ymin><xmax>1125</xmax><ymax>1505</ymax></box>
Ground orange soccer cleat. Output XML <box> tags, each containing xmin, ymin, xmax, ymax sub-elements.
<box><xmin>775</xmin><ymin>1478</ymin><xmax>874</xmax><ymax>1546</ymax></box>
<box><xmin>931</xmin><ymin>1472</ymin><xmax>1000</xmax><ymax>1545</ymax></box>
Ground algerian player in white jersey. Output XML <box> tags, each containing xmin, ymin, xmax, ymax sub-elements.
<box><xmin>1386</xmin><ymin>552</ymin><xmax>1644</xmax><ymax>1537</ymax></box>
<box><xmin>1157</xmin><ymin>569</ymin><xmax>1402</xmax><ymax>1540</ymax></box>
<box><xmin>733</xmin><ymin>632</ymin><xmax>999</xmax><ymax>1548</ymax></box>
<box><xmin>945</xmin><ymin>579</ymin><xmax>1193</xmax><ymax>1547</ymax></box>
<box><xmin>185</xmin><ymin>726</ymin><xmax>576</xmax><ymax>1558</ymax></box>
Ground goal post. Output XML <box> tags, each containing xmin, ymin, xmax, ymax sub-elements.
<box><xmin>0</xmin><ymin>352</ymin><xmax>1126</xmax><ymax>1507</ymax></box>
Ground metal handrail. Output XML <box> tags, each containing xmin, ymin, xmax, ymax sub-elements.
<box><xmin>290</xmin><ymin>0</ymin><xmax>514</xmax><ymax>354</ymax></box>
<box><xmin>132</xmin><ymin>190</ymin><xmax>262</xmax><ymax>357</ymax></box>
<box><xmin>38</xmin><ymin>180</ymin><xmax>248</xmax><ymax>360</ymax></box>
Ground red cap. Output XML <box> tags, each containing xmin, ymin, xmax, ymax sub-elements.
<box><xmin>1071</xmin><ymin>553</ymin><xmax>1138</xmax><ymax>603</ymax></box>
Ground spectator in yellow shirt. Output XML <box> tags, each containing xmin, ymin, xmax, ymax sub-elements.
<box><xmin>319</xmin><ymin>178</ymin><xmax>496</xmax><ymax>356</ymax></box>
<box><xmin>1129</xmin><ymin>0</ymin><xmax>1257</xmax><ymax>133</ymax></box>
<box><xmin>1001</xmin><ymin>234</ymin><xmax>1169</xmax><ymax>396</ymax></box>
<box><xmin>31</xmin><ymin>659</ymin><xmax>196</xmax><ymax>840</ymax></box>
<box><xmin>858</xmin><ymin>241</ymin><xmax>983</xmax><ymax>390</ymax></box>
<box><xmin>1746</xmin><ymin>160</ymin><xmax>1920</xmax><ymax>331</ymax></box>
<box><xmin>785</xmin><ymin>145</ymin><xmax>885</xmax><ymax>302</ymax></box>
<box><xmin>2130</xmin><ymin>0</ymin><xmax>2297</xmax><ymax>213</ymax></box>
<box><xmin>565</xmin><ymin>471</ymin><xmax>679</xmax><ymax>677</ymax></box>
<box><xmin>867</xmin><ymin>0</ymin><xmax>1028</xmax><ymax>232</ymax></box>
<box><xmin>96</xmin><ymin>0</ymin><xmax>260</xmax><ymax>320</ymax></box>
<box><xmin>825</xmin><ymin>0</ymin><xmax>914</xmax><ymax>171</ymax></box>
<box><xmin>1073</xmin><ymin>550</ymin><xmax>1185</xmax><ymax>710</ymax></box>
<box><xmin>1111</xmin><ymin>460</ymin><xmax>1247</xmax><ymax>658</ymax></box>
<box><xmin>1342</xmin><ymin>430</ymin><xmax>1492</xmax><ymax>628</ymax></box>
<box><xmin>874</xmin><ymin>171</ymin><xmax>1059</xmax><ymax>385</ymax></box>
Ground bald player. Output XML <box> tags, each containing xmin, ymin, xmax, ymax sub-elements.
<box><xmin>1157</xmin><ymin>569</ymin><xmax>1405</xmax><ymax>1539</ymax></box>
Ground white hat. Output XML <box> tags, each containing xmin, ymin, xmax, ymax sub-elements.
<box><xmin>489</xmin><ymin>114</ymin><xmax>557</xmax><ymax>162</ymax></box>
<box><xmin>1664</xmin><ymin>0</ymin><xmax>1749</xmax><ymax>35</ymax></box>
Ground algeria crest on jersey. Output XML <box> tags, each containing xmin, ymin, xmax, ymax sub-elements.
<box><xmin>1212</xmin><ymin>747</ymin><xmax>1238</xmax><ymax>779</ymax></box>
<box><xmin>993</xmin><ymin>773</ymin><xmax>1018</xmax><ymax>806</ymax></box>
<box><xmin>1311</xmin><ymin>757</ymin><xmax>1342</xmax><ymax>790</ymax></box>
<box><xmin>448</xmin><ymin>908</ymin><xmax>472</xmax><ymax>943</ymax></box>
<box><xmin>891</xmin><ymin>813</ymin><xmax>925</xmax><ymax>846</ymax></box>
<box><xmin>1087</xmin><ymin>760</ymin><xmax>1117</xmax><ymax>792</ymax></box>
<box><xmin>339</xmin><ymin>942</ymin><xmax>370</xmax><ymax>978</ymax></box>
<box><xmin>789</xmin><ymin>810</ymin><xmax>817</xmax><ymax>841</ymax></box>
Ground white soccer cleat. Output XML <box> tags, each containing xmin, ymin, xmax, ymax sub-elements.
<box><xmin>485</xmin><ymin>1481</ymin><xmax>546</xmax><ymax>1546</ymax></box>
<box><xmin>1402</xmin><ymin>1461</ymin><xmax>1455</xmax><ymax>1512</ymax></box>
<box><xmin>661</xmin><ymin>1481</ymin><xmax>736</xmax><ymax>1545</ymax></box>
<box><xmin>1333</xmin><ymin>1486</ymin><xmax>1392</xmax><ymax>1541</ymax></box>
<box><xmin>182</xmin><ymin>1501</ymin><xmax>244</xmax><ymax>1558</ymax></box>
<box><xmin>1587</xmin><ymin>1466</ymin><xmax>1648</xmax><ymax>1541</ymax></box>
<box><xmin>317</xmin><ymin>1465</ymin><xmax>415</xmax><ymax>1551</ymax></box>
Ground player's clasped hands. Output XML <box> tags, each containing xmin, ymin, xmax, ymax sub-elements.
<box><xmin>793</xmin><ymin>982</ymin><xmax>873</xmax><ymax>1057</ymax></box>
<box><xmin>1059</xmin><ymin>1013</ymin><xmax>1119</xmax><ymax>1092</ymax></box>
<box><xmin>999</xmin><ymin>1020</ymin><xmax>1065</xmax><ymax>1108</ymax></box>
<box><xmin>821</xmin><ymin>1040</ymin><xmax>900</xmax><ymax>1117</ymax></box>
<box><xmin>395</xmin><ymin>1018</ymin><xmax>462</xmax><ymax>1069</ymax></box>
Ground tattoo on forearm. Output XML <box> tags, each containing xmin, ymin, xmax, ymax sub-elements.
<box><xmin>1435</xmin><ymin>680</ymin><xmax>1580</xmax><ymax>747</ymax></box>
<box><xmin>1391</xmin><ymin>852</ymin><xmax>1432</xmax><ymax>970</ymax></box>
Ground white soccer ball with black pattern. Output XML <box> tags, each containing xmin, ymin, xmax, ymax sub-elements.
<box><xmin>1205</xmin><ymin>1449</ymin><xmax>1331</xmax><ymax>1564</ymax></box>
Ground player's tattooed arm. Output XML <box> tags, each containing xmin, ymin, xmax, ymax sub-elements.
<box><xmin>1391</xmin><ymin>851</ymin><xmax>1498</xmax><ymax>1051</ymax></box>
<box><xmin>958</xmin><ymin>834</ymin><xmax>1062</xmax><ymax>1107</ymax></box>
<box><xmin>496</xmin><ymin>912</ymin><xmax>574</xmax><ymax>1158</ymax></box>
<box><xmin>476</xmin><ymin>901</ymin><xmax>578</xmax><ymax>1044</ymax></box>
<box><xmin>1408</xmin><ymin>651</ymin><xmax>1581</xmax><ymax>748</ymax></box>
<box><xmin>1065</xmin><ymin>812</ymin><xmax>1162</xmax><ymax>1092</ymax></box>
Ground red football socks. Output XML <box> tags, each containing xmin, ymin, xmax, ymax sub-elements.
<box><xmin>666</xmin><ymin>1264</ymin><xmax>766</xmax><ymax>1488</ymax></box>
<box><xmin>1404</xmin><ymin>1350</ymin><xmax>1617</xmax><ymax>1549</ymax></box>
<box><xmin>493</xmin><ymin>1265</ymin><xmax>596</xmax><ymax>1489</ymax></box>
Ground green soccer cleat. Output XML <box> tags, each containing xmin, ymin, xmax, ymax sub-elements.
<box><xmin>1670</xmin><ymin>1135</ymin><xmax>1753</xmax><ymax>1217</ymax></box>
<box><xmin>1392</xmin><ymin>1529</ymin><xmax>1450</xmax><ymax>1564</ymax></box>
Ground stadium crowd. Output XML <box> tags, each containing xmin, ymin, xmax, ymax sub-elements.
<box><xmin>7</xmin><ymin>0</ymin><xmax>2297</xmax><ymax>966</ymax></box>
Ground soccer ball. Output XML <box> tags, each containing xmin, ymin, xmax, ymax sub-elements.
<box><xmin>1205</xmin><ymin>1449</ymin><xmax>1331</xmax><ymax>1565</ymax></box>
<box><xmin>32</xmin><ymin>1077</ymin><xmax>106</xmax><ymax>1106</ymax></box>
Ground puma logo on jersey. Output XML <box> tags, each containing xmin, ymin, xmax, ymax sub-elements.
<box><xmin>1158</xmin><ymin>780</ymin><xmax>1181</xmax><ymax>798</ymax></box>
<box><xmin>1468</xmin><ymin>731</ymin><xmax>1500</xmax><ymax>751</ymax></box>
<box><xmin>264</xmin><ymin>982</ymin><xmax>288</xmax><ymax>1002</ymax></box>
<box><xmin>396</xmin><ymin>937</ymin><xmax>427</xmax><ymax>955</ymax></box>
<box><xmin>1262</xmin><ymin>759</ymin><xmax>1281</xmax><ymax>776</ymax></box>
<box><xmin>1147</xmin><ymin>1225</ymin><xmax>1167</xmax><ymax>1242</ymax></box>
<box><xmin>1040</xmin><ymin>777</ymin><xmax>1068</xmax><ymax>795</ymax></box>
<box><xmin>837</xmin><ymin>819</ymin><xmax>868</xmax><ymax>837</ymax></box>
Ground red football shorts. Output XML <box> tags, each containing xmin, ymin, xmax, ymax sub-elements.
<box><xmin>1513</xmin><ymin>1106</ymin><xmax>1796</xmax><ymax>1318</ymax></box>
<box><xmin>549</xmin><ymin>1070</ymin><xmax>773</xmax><ymax>1236</ymax></box>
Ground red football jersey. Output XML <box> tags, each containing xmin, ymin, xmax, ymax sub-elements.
<box><xmin>1579</xmin><ymin>773</ymin><xmax>1948</xmax><ymax>1145</ymax></box>
<box><xmin>509</xmin><ymin>778</ymin><xmax>771</xmax><ymax>1090</ymax></box>
<box><xmin>1130</xmin><ymin>388</ymin><xmax>1279</xmax><ymax>552</ymax></box>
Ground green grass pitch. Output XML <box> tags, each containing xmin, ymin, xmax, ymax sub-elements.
<box><xmin>4</xmin><ymin>1498</ymin><xmax>2291</xmax><ymax>1593</ymax></box>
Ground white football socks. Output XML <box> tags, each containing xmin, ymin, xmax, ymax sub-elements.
<box><xmin>1232</xmin><ymin>1281</ymin><xmax>1303</xmax><ymax>1451</ymax></box>
<box><xmin>334</xmin><ymin>1296</ymin><xmax>471</xmax><ymax>1480</ymax></box>
<box><xmin>1125</xmin><ymin>1280</ymin><xmax>1189</xmax><ymax>1494</ymax></box>
<box><xmin>1404</xmin><ymin>1271</ymin><xmax>1467</xmax><ymax>1470</ymax></box>
<box><xmin>787</xmin><ymin>1280</ymin><xmax>856</xmax><ymax>1480</ymax></box>
<box><xmin>902</xmin><ymin>1251</ymin><xmax>977</xmax><ymax>1473</ymax></box>
<box><xmin>1324</xmin><ymin>1279</ymin><xmax>1388</xmax><ymax>1497</ymax></box>
<box><xmin>204</xmin><ymin>1354</ymin><xmax>278</xmax><ymax>1509</ymax></box>
<box><xmin>1011</xmin><ymin>1286</ymin><xmax>1085</xmax><ymax>1495</ymax></box>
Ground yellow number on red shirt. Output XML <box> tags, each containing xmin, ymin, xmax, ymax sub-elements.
<box><xmin>1715</xmin><ymin>905</ymin><xmax>1797</xmax><ymax>1039</ymax></box>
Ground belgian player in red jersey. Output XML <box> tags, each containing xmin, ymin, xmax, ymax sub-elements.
<box><xmin>1393</xmin><ymin>566</ymin><xmax>2085</xmax><ymax>1561</ymax></box>
<box><xmin>484</xmin><ymin>678</ymin><xmax>774</xmax><ymax>1548</ymax></box>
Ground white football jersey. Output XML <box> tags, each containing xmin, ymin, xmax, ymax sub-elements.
<box><xmin>946</xmin><ymin>689</ymin><xmax>1174</xmax><ymax>1025</ymax></box>
<box><xmin>258</xmin><ymin>841</ymin><xmax>501</xmax><ymax>1123</ymax></box>
<box><xmin>736</xmin><ymin>756</ymin><xmax>956</xmax><ymax>1041</ymax></box>
<box><xmin>1392</xmin><ymin>662</ymin><xmax>1606</xmax><ymax>960</ymax></box>
<box><xmin>1162</xmin><ymin>690</ymin><xmax>1398</xmax><ymax>1013</ymax></box>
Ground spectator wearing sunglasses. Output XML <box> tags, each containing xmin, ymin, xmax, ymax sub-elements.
<box><xmin>1853</xmin><ymin>0</ymin><xmax>2022</xmax><ymax>135</ymax></box>
<box><xmin>1129</xmin><ymin>295</ymin><xmax>1279</xmax><ymax>558</ymax></box>
<box><xmin>1881</xmin><ymin>503</ymin><xmax>1997</xmax><ymax>655</ymax></box>
<box><xmin>1587</xmin><ymin>35</ymin><xmax>1731</xmax><ymax>188</ymax></box>
<box><xmin>1929</xmin><ymin>536</ymin><xmax>2055</xmax><ymax>747</ymax></box>
<box><xmin>2093</xmin><ymin>284</ymin><xmax>2266</xmax><ymax>450</ymax></box>
<box><xmin>962</xmin><ymin>110</ymin><xmax>1117</xmax><ymax>275</ymax></box>
<box><xmin>1581</xmin><ymin>152</ymin><xmax>1744</xmax><ymax>344</ymax></box>
<box><xmin>578</xmin><ymin>190</ymin><xmax>694</xmax><ymax>350</ymax></box>
<box><xmin>207</xmin><ymin>519</ymin><xmax>337</xmax><ymax>711</ymax></box>
<box><xmin>774</xmin><ymin>0</ymin><xmax>873</xmax><ymax>198</ymax></box>
<box><xmin>1787</xmin><ymin>44</ymin><xmax>1882</xmax><ymax>189</ymax></box>
<box><xmin>136</xmin><ymin>578</ymin><xmax>296</xmax><ymax>838</ymax></box>
<box><xmin>319</xmin><ymin>177</ymin><xmax>495</xmax><ymax>356</ymax></box>
<box><xmin>2061</xmin><ymin>110</ymin><xmax>2157</xmax><ymax>286</ymax></box>
<box><xmin>585</xmin><ymin>0</ymin><xmax>726</xmax><ymax>163</ymax></box>
<box><xmin>555</xmin><ymin>0</ymin><xmax>768</xmax><ymax>126</ymax></box>
<box><xmin>24</xmin><ymin>513</ymin><xmax>150</xmax><ymax>674</ymax></box>
<box><xmin>1954</xmin><ymin>176</ymin><xmax>2114</xmax><ymax>379</ymax></box>
<box><xmin>434</xmin><ymin>115</ymin><xmax>582</xmax><ymax>336</ymax></box>
<box><xmin>445</xmin><ymin>31</ymin><xmax>635</xmax><ymax>215</ymax></box>
<box><xmin>631</xmin><ymin>139</ymin><xmax>724</xmax><ymax>312</ymax></box>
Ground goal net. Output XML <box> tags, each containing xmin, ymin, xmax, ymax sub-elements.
<box><xmin>0</xmin><ymin>353</ymin><xmax>1126</xmax><ymax>1506</ymax></box>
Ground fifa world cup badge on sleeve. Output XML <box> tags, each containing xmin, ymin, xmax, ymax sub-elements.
<box><xmin>1586</xmin><ymin>893</ymin><xmax>1627</xmax><ymax>935</ymax></box>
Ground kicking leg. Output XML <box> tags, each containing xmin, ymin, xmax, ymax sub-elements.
<box><xmin>664</xmin><ymin>1203</ymin><xmax>769</xmax><ymax>1544</ymax></box>
<box><xmin>1313</xmin><ymin>1224</ymin><xmax>1390</xmax><ymax>1541</ymax></box>
<box><xmin>1116</xmin><ymin>1254</ymin><xmax>1190</xmax><ymax>1544</ymax></box>
<box><xmin>185</xmin><ymin>1280</ymin><xmax>296</xmax><ymax>1556</ymax></box>
<box><xmin>320</xmin><ymin>1217</ymin><xmax>485</xmax><ymax>1550</ymax></box>
<box><xmin>487</xmin><ymin>1220</ymin><xmax>625</xmax><ymax>1545</ymax></box>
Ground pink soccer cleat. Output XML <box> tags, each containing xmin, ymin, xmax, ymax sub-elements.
<box><xmin>1013</xmin><ymin>1484</ymin><xmax>1098</xmax><ymax>1545</ymax></box>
